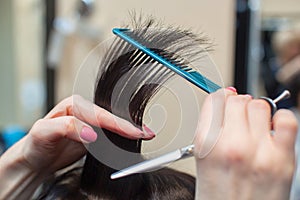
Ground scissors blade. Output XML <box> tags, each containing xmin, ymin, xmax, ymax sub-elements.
<box><xmin>110</xmin><ymin>144</ymin><xmax>194</xmax><ymax>180</ymax></box>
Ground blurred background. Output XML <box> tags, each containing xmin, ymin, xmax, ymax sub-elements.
<box><xmin>1</xmin><ymin>0</ymin><xmax>300</xmax><ymax>174</ymax></box>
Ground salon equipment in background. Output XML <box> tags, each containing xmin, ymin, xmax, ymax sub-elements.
<box><xmin>0</xmin><ymin>134</ymin><xmax>5</xmax><ymax>156</ymax></box>
<box><xmin>111</xmin><ymin>90</ymin><xmax>291</xmax><ymax>179</ymax></box>
<box><xmin>0</xmin><ymin>125</ymin><xmax>26</xmax><ymax>152</ymax></box>
<box><xmin>47</xmin><ymin>0</ymin><xmax>96</xmax><ymax>67</ymax></box>
<box><xmin>234</xmin><ymin>0</ymin><xmax>261</xmax><ymax>95</ymax></box>
<box><xmin>46</xmin><ymin>0</ymin><xmax>100</xmax><ymax>112</ymax></box>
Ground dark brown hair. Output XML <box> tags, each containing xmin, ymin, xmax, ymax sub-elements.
<box><xmin>37</xmin><ymin>15</ymin><xmax>212</xmax><ymax>200</ymax></box>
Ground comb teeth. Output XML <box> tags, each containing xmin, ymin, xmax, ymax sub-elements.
<box><xmin>149</xmin><ymin>48</ymin><xmax>198</xmax><ymax>75</ymax></box>
<box><xmin>181</xmin><ymin>66</ymin><xmax>193</xmax><ymax>72</ymax></box>
<box><xmin>129</xmin><ymin>47</ymin><xmax>194</xmax><ymax>75</ymax></box>
<box><xmin>112</xmin><ymin>28</ymin><xmax>221</xmax><ymax>93</ymax></box>
<box><xmin>126</xmin><ymin>31</ymin><xmax>189</xmax><ymax>67</ymax></box>
<box><xmin>130</xmin><ymin>50</ymin><xmax>153</xmax><ymax>67</ymax></box>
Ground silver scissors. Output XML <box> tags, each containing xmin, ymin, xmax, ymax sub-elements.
<box><xmin>110</xmin><ymin>90</ymin><xmax>291</xmax><ymax>180</ymax></box>
<box><xmin>111</xmin><ymin>144</ymin><xmax>194</xmax><ymax>179</ymax></box>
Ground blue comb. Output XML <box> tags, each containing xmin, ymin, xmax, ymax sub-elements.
<box><xmin>112</xmin><ymin>28</ymin><xmax>221</xmax><ymax>93</ymax></box>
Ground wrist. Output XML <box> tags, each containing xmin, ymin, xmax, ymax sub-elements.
<box><xmin>0</xmin><ymin>138</ymin><xmax>47</xmax><ymax>199</ymax></box>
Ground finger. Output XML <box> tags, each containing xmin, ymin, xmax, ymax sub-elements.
<box><xmin>223</xmin><ymin>94</ymin><xmax>252</xmax><ymax>136</ymax></box>
<box><xmin>44</xmin><ymin>95</ymin><xmax>148</xmax><ymax>140</ymax></box>
<box><xmin>273</xmin><ymin>109</ymin><xmax>298</xmax><ymax>151</ymax></box>
<box><xmin>194</xmin><ymin>87</ymin><xmax>237</xmax><ymax>158</ymax></box>
<box><xmin>247</xmin><ymin>99</ymin><xmax>272</xmax><ymax>139</ymax></box>
<box><xmin>197</xmin><ymin>88</ymin><xmax>237</xmax><ymax>133</ymax></box>
<box><xmin>31</xmin><ymin>116</ymin><xmax>97</xmax><ymax>143</ymax></box>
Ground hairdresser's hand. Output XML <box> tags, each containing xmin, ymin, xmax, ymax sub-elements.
<box><xmin>0</xmin><ymin>95</ymin><xmax>153</xmax><ymax>199</ymax></box>
<box><xmin>194</xmin><ymin>88</ymin><xmax>298</xmax><ymax>200</ymax></box>
<box><xmin>19</xmin><ymin>95</ymin><xmax>153</xmax><ymax>172</ymax></box>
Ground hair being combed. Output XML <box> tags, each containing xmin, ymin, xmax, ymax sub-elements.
<box><xmin>37</xmin><ymin>15</ymin><xmax>213</xmax><ymax>200</ymax></box>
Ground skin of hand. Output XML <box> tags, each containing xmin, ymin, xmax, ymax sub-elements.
<box><xmin>194</xmin><ymin>88</ymin><xmax>298</xmax><ymax>200</ymax></box>
<box><xmin>0</xmin><ymin>95</ymin><xmax>154</xmax><ymax>200</ymax></box>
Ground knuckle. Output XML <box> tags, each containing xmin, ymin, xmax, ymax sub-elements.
<box><xmin>56</xmin><ymin>96</ymin><xmax>74</xmax><ymax>114</ymax></box>
<box><xmin>227</xmin><ymin>95</ymin><xmax>249</xmax><ymax>105</ymax></box>
<box><xmin>64</xmin><ymin>116</ymin><xmax>77</xmax><ymax>134</ymax></box>
<box><xmin>95</xmin><ymin>107</ymin><xmax>111</xmax><ymax>126</ymax></box>
<box><xmin>30</xmin><ymin>119</ymin><xmax>48</xmax><ymax>139</ymax></box>
<box><xmin>253</xmin><ymin>160</ymin><xmax>271</xmax><ymax>176</ymax></box>
<box><xmin>249</xmin><ymin>99</ymin><xmax>270</xmax><ymax>112</ymax></box>
<box><xmin>62</xmin><ymin>95</ymin><xmax>83</xmax><ymax>115</ymax></box>
<box><xmin>95</xmin><ymin>109</ymin><xmax>104</xmax><ymax>127</ymax></box>
<box><xmin>252</xmin><ymin>158</ymin><xmax>294</xmax><ymax>182</ymax></box>
<box><xmin>252</xmin><ymin>152</ymin><xmax>295</xmax><ymax>179</ymax></box>
<box><xmin>224</xmin><ymin>150</ymin><xmax>245</xmax><ymax>164</ymax></box>
<box><xmin>33</xmin><ymin>118</ymin><xmax>44</xmax><ymax>127</ymax></box>
<box><xmin>219</xmin><ymin>142</ymin><xmax>247</xmax><ymax>165</ymax></box>
<box><xmin>66</xmin><ymin>103</ymin><xmax>74</xmax><ymax>116</ymax></box>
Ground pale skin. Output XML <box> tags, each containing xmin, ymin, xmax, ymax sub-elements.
<box><xmin>194</xmin><ymin>88</ymin><xmax>298</xmax><ymax>200</ymax></box>
<box><xmin>0</xmin><ymin>89</ymin><xmax>298</xmax><ymax>200</ymax></box>
<box><xmin>0</xmin><ymin>95</ymin><xmax>154</xmax><ymax>200</ymax></box>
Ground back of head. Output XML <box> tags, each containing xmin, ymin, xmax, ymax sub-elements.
<box><xmin>37</xmin><ymin>167</ymin><xmax>195</xmax><ymax>200</ymax></box>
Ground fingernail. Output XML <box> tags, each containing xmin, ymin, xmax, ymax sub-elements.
<box><xmin>80</xmin><ymin>126</ymin><xmax>98</xmax><ymax>142</ymax></box>
<box><xmin>142</xmin><ymin>124</ymin><xmax>156</xmax><ymax>139</ymax></box>
<box><xmin>226</xmin><ymin>86</ymin><xmax>237</xmax><ymax>93</ymax></box>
